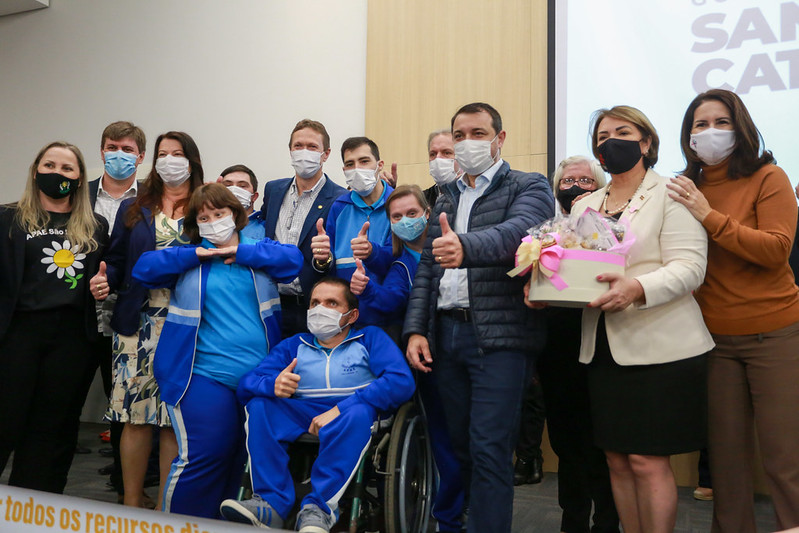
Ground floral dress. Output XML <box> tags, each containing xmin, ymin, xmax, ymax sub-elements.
<box><xmin>106</xmin><ymin>213</ymin><xmax>189</xmax><ymax>426</ymax></box>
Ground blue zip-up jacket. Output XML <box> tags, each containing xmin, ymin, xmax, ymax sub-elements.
<box><xmin>237</xmin><ymin>326</ymin><xmax>414</xmax><ymax>414</ymax></box>
<box><xmin>323</xmin><ymin>182</ymin><xmax>395</xmax><ymax>282</ymax></box>
<box><xmin>241</xmin><ymin>212</ymin><xmax>266</xmax><ymax>240</ymax></box>
<box><xmin>357</xmin><ymin>247</ymin><xmax>419</xmax><ymax>327</ymax></box>
<box><xmin>131</xmin><ymin>236</ymin><xmax>303</xmax><ymax>406</ymax></box>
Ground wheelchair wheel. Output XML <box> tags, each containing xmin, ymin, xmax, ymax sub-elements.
<box><xmin>383</xmin><ymin>402</ymin><xmax>432</xmax><ymax>533</ymax></box>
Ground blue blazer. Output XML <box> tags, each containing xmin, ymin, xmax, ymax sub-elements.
<box><xmin>260</xmin><ymin>175</ymin><xmax>345</xmax><ymax>302</ymax></box>
<box><xmin>105</xmin><ymin>199</ymin><xmax>164</xmax><ymax>336</ymax></box>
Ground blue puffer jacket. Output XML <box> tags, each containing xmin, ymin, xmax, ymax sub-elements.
<box><xmin>131</xmin><ymin>237</ymin><xmax>303</xmax><ymax>406</ymax></box>
<box><xmin>237</xmin><ymin>326</ymin><xmax>415</xmax><ymax>414</ymax></box>
<box><xmin>402</xmin><ymin>161</ymin><xmax>555</xmax><ymax>354</ymax></box>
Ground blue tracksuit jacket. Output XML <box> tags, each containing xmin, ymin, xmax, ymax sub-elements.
<box><xmin>131</xmin><ymin>236</ymin><xmax>303</xmax><ymax>406</ymax></box>
<box><xmin>237</xmin><ymin>326</ymin><xmax>414</xmax><ymax>414</ymax></box>
<box><xmin>357</xmin><ymin>247</ymin><xmax>419</xmax><ymax>327</ymax></box>
<box><xmin>324</xmin><ymin>183</ymin><xmax>395</xmax><ymax>285</ymax></box>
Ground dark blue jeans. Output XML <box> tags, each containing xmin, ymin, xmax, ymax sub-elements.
<box><xmin>435</xmin><ymin>315</ymin><xmax>531</xmax><ymax>533</ymax></box>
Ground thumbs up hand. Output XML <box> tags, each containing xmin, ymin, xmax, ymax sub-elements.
<box><xmin>275</xmin><ymin>358</ymin><xmax>300</xmax><ymax>398</ymax></box>
<box><xmin>311</xmin><ymin>218</ymin><xmax>331</xmax><ymax>262</ymax></box>
<box><xmin>350</xmin><ymin>258</ymin><xmax>370</xmax><ymax>295</ymax></box>
<box><xmin>432</xmin><ymin>212</ymin><xmax>463</xmax><ymax>269</ymax></box>
<box><xmin>350</xmin><ymin>221</ymin><xmax>372</xmax><ymax>260</ymax></box>
<box><xmin>90</xmin><ymin>261</ymin><xmax>110</xmax><ymax>301</ymax></box>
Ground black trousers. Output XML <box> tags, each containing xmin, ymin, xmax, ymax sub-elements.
<box><xmin>515</xmin><ymin>374</ymin><xmax>545</xmax><ymax>461</ymax></box>
<box><xmin>0</xmin><ymin>308</ymin><xmax>93</xmax><ymax>493</ymax></box>
<box><xmin>78</xmin><ymin>334</ymin><xmax>124</xmax><ymax>493</ymax></box>
<box><xmin>538</xmin><ymin>308</ymin><xmax>619</xmax><ymax>533</ymax></box>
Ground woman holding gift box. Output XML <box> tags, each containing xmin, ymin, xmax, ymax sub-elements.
<box><xmin>567</xmin><ymin>106</ymin><xmax>715</xmax><ymax>533</ymax></box>
<box><xmin>668</xmin><ymin>89</ymin><xmax>799</xmax><ymax>532</ymax></box>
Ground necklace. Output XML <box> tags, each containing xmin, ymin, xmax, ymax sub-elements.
<box><xmin>602</xmin><ymin>178</ymin><xmax>645</xmax><ymax>216</ymax></box>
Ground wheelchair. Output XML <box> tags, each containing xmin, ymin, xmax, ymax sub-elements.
<box><xmin>238</xmin><ymin>400</ymin><xmax>434</xmax><ymax>533</ymax></box>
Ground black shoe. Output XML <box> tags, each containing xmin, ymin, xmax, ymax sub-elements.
<box><xmin>75</xmin><ymin>444</ymin><xmax>91</xmax><ymax>454</ymax></box>
<box><xmin>513</xmin><ymin>456</ymin><xmax>543</xmax><ymax>486</ymax></box>
<box><xmin>98</xmin><ymin>463</ymin><xmax>115</xmax><ymax>476</ymax></box>
<box><xmin>98</xmin><ymin>447</ymin><xmax>114</xmax><ymax>458</ymax></box>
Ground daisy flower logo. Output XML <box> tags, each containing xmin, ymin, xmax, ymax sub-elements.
<box><xmin>41</xmin><ymin>239</ymin><xmax>86</xmax><ymax>289</ymax></box>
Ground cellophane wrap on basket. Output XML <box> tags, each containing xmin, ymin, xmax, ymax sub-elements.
<box><xmin>508</xmin><ymin>208</ymin><xmax>635</xmax><ymax>306</ymax></box>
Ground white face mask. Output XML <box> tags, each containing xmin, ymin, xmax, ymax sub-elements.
<box><xmin>454</xmin><ymin>134</ymin><xmax>498</xmax><ymax>176</ymax></box>
<box><xmin>198</xmin><ymin>214</ymin><xmax>236</xmax><ymax>245</ymax></box>
<box><xmin>344</xmin><ymin>167</ymin><xmax>378</xmax><ymax>196</ymax></box>
<box><xmin>690</xmin><ymin>128</ymin><xmax>736</xmax><ymax>166</ymax></box>
<box><xmin>307</xmin><ymin>305</ymin><xmax>353</xmax><ymax>341</ymax></box>
<box><xmin>155</xmin><ymin>155</ymin><xmax>191</xmax><ymax>187</ymax></box>
<box><xmin>429</xmin><ymin>158</ymin><xmax>458</xmax><ymax>186</ymax></box>
<box><xmin>227</xmin><ymin>185</ymin><xmax>253</xmax><ymax>210</ymax></box>
<box><xmin>291</xmin><ymin>149</ymin><xmax>323</xmax><ymax>179</ymax></box>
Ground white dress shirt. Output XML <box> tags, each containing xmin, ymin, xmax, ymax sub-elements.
<box><xmin>437</xmin><ymin>159</ymin><xmax>504</xmax><ymax>310</ymax></box>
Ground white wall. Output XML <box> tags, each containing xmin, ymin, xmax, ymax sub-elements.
<box><xmin>0</xmin><ymin>0</ymin><xmax>367</xmax><ymax>421</ymax></box>
<box><xmin>0</xmin><ymin>0</ymin><xmax>368</xmax><ymax>207</ymax></box>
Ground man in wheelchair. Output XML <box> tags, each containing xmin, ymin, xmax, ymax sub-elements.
<box><xmin>220</xmin><ymin>277</ymin><xmax>415</xmax><ymax>531</ymax></box>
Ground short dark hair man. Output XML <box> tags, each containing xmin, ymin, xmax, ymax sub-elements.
<box><xmin>217</xmin><ymin>164</ymin><xmax>263</xmax><ymax>239</ymax></box>
<box><xmin>404</xmin><ymin>102</ymin><xmax>555</xmax><ymax>532</ymax></box>
<box><xmin>309</xmin><ymin>137</ymin><xmax>396</xmax><ymax>325</ymax></box>
<box><xmin>260</xmin><ymin>119</ymin><xmax>346</xmax><ymax>338</ymax></box>
<box><xmin>219</xmin><ymin>277</ymin><xmax>415</xmax><ymax>531</ymax></box>
<box><xmin>84</xmin><ymin>120</ymin><xmax>147</xmax><ymax>497</ymax></box>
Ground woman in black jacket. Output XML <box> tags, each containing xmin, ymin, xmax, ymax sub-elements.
<box><xmin>0</xmin><ymin>141</ymin><xmax>107</xmax><ymax>493</ymax></box>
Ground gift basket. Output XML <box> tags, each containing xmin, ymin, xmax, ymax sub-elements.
<box><xmin>507</xmin><ymin>208</ymin><xmax>634</xmax><ymax>307</ymax></box>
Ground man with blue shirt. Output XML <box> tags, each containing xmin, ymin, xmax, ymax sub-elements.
<box><xmin>217</xmin><ymin>164</ymin><xmax>265</xmax><ymax>240</ymax></box>
<box><xmin>219</xmin><ymin>277</ymin><xmax>415</xmax><ymax>532</ymax></box>
<box><xmin>261</xmin><ymin>119</ymin><xmax>346</xmax><ymax>338</ymax></box>
<box><xmin>311</xmin><ymin>137</ymin><xmax>395</xmax><ymax>292</ymax></box>
<box><xmin>404</xmin><ymin>102</ymin><xmax>555</xmax><ymax>533</ymax></box>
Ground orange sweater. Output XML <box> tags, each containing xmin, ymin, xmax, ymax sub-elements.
<box><xmin>696</xmin><ymin>162</ymin><xmax>799</xmax><ymax>335</ymax></box>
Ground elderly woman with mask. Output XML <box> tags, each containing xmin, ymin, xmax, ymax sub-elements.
<box><xmin>522</xmin><ymin>157</ymin><xmax>619</xmax><ymax>532</ymax></box>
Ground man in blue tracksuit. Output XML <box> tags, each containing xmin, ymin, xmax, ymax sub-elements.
<box><xmin>217</xmin><ymin>163</ymin><xmax>266</xmax><ymax>240</ymax></box>
<box><xmin>310</xmin><ymin>137</ymin><xmax>395</xmax><ymax>298</ymax></box>
<box><xmin>220</xmin><ymin>277</ymin><xmax>415</xmax><ymax>532</ymax></box>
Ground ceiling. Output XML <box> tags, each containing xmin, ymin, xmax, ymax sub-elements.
<box><xmin>0</xmin><ymin>0</ymin><xmax>49</xmax><ymax>17</ymax></box>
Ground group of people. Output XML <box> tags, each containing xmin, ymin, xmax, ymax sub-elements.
<box><xmin>0</xmin><ymin>91</ymin><xmax>797</xmax><ymax>533</ymax></box>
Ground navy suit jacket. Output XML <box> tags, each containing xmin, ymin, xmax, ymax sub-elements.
<box><xmin>260</xmin><ymin>175</ymin><xmax>346</xmax><ymax>302</ymax></box>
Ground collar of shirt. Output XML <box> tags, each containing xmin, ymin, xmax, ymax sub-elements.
<box><xmin>456</xmin><ymin>158</ymin><xmax>504</xmax><ymax>195</ymax></box>
<box><xmin>97</xmin><ymin>176</ymin><xmax>138</xmax><ymax>198</ymax></box>
<box><xmin>351</xmin><ymin>179</ymin><xmax>389</xmax><ymax>209</ymax></box>
<box><xmin>291</xmin><ymin>174</ymin><xmax>327</xmax><ymax>197</ymax></box>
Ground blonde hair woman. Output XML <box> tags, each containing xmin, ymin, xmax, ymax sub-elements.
<box><xmin>0</xmin><ymin>141</ymin><xmax>108</xmax><ymax>493</ymax></box>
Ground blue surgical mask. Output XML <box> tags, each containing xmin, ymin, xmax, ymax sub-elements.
<box><xmin>391</xmin><ymin>215</ymin><xmax>428</xmax><ymax>243</ymax></box>
<box><xmin>104</xmin><ymin>150</ymin><xmax>138</xmax><ymax>180</ymax></box>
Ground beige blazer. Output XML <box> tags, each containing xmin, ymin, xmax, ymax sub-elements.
<box><xmin>572</xmin><ymin>169</ymin><xmax>714</xmax><ymax>366</ymax></box>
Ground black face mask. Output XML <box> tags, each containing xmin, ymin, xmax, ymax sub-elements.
<box><xmin>597</xmin><ymin>138</ymin><xmax>643</xmax><ymax>175</ymax></box>
<box><xmin>556</xmin><ymin>185</ymin><xmax>585</xmax><ymax>214</ymax></box>
<box><xmin>36</xmin><ymin>171</ymin><xmax>79</xmax><ymax>199</ymax></box>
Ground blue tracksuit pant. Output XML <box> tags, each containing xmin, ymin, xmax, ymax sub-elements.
<box><xmin>163</xmin><ymin>374</ymin><xmax>247</xmax><ymax>518</ymax></box>
<box><xmin>245</xmin><ymin>396</ymin><xmax>374</xmax><ymax>520</ymax></box>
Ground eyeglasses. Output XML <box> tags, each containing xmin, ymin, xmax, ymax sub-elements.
<box><xmin>560</xmin><ymin>177</ymin><xmax>596</xmax><ymax>189</ymax></box>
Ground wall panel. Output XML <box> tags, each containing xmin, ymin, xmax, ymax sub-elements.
<box><xmin>366</xmin><ymin>0</ymin><xmax>548</xmax><ymax>189</ymax></box>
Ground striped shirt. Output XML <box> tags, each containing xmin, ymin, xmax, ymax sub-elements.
<box><xmin>275</xmin><ymin>176</ymin><xmax>326</xmax><ymax>295</ymax></box>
